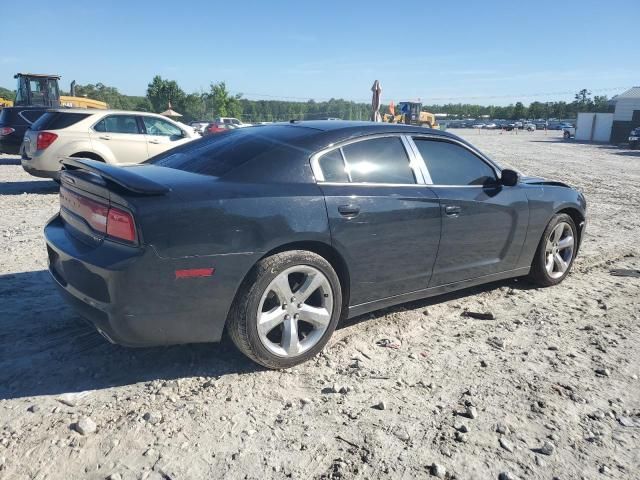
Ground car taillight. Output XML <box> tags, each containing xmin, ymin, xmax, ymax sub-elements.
<box><xmin>106</xmin><ymin>207</ymin><xmax>137</xmax><ymax>243</ymax></box>
<box><xmin>60</xmin><ymin>187</ymin><xmax>137</xmax><ymax>244</ymax></box>
<box><xmin>0</xmin><ymin>127</ymin><xmax>15</xmax><ymax>136</ymax></box>
<box><xmin>36</xmin><ymin>131</ymin><xmax>58</xmax><ymax>150</ymax></box>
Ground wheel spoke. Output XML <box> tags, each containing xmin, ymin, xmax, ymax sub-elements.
<box><xmin>545</xmin><ymin>242</ymin><xmax>554</xmax><ymax>255</ymax></box>
<box><xmin>557</xmin><ymin>235</ymin><xmax>574</xmax><ymax>250</ymax></box>
<box><xmin>271</xmin><ymin>273</ymin><xmax>293</xmax><ymax>302</ymax></box>
<box><xmin>299</xmin><ymin>304</ymin><xmax>331</xmax><ymax>327</ymax></box>
<box><xmin>554</xmin><ymin>253</ymin><xmax>568</xmax><ymax>273</ymax></box>
<box><xmin>545</xmin><ymin>253</ymin><xmax>554</xmax><ymax>273</ymax></box>
<box><xmin>281</xmin><ymin>317</ymin><xmax>300</xmax><ymax>355</ymax></box>
<box><xmin>258</xmin><ymin>308</ymin><xmax>286</xmax><ymax>336</ymax></box>
<box><xmin>295</xmin><ymin>272</ymin><xmax>324</xmax><ymax>302</ymax></box>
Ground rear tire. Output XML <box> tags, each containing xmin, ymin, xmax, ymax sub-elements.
<box><xmin>227</xmin><ymin>250</ymin><xmax>342</xmax><ymax>369</ymax></box>
<box><xmin>528</xmin><ymin>213</ymin><xmax>577</xmax><ymax>287</ymax></box>
<box><xmin>630</xmin><ymin>141</ymin><xmax>639</xmax><ymax>149</ymax></box>
<box><xmin>563</xmin><ymin>131</ymin><xmax>571</xmax><ymax>139</ymax></box>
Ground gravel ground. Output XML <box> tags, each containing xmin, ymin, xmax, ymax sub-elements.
<box><xmin>0</xmin><ymin>130</ymin><xmax>639</xmax><ymax>480</ymax></box>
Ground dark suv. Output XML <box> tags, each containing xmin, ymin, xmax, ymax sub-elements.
<box><xmin>0</xmin><ymin>106</ymin><xmax>48</xmax><ymax>155</ymax></box>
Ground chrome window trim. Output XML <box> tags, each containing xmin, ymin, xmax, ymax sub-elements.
<box><xmin>318</xmin><ymin>182</ymin><xmax>436</xmax><ymax>188</ymax></box>
<box><xmin>310</xmin><ymin>133</ymin><xmax>425</xmax><ymax>186</ymax></box>
<box><xmin>408</xmin><ymin>134</ymin><xmax>503</xmax><ymax>187</ymax></box>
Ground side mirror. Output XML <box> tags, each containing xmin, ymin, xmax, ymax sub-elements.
<box><xmin>500</xmin><ymin>169</ymin><xmax>520</xmax><ymax>187</ymax></box>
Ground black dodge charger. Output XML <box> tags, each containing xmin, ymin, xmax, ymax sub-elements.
<box><xmin>45</xmin><ymin>121</ymin><xmax>586</xmax><ymax>368</ymax></box>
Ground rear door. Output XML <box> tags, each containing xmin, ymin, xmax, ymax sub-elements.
<box><xmin>314</xmin><ymin>135</ymin><xmax>441</xmax><ymax>307</ymax></box>
<box><xmin>141</xmin><ymin>116</ymin><xmax>189</xmax><ymax>158</ymax></box>
<box><xmin>90</xmin><ymin>114</ymin><xmax>148</xmax><ymax>164</ymax></box>
<box><xmin>410</xmin><ymin>136</ymin><xmax>529</xmax><ymax>286</ymax></box>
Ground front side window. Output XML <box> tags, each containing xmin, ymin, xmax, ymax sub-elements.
<box><xmin>341</xmin><ymin>137</ymin><xmax>416</xmax><ymax>184</ymax></box>
<box><xmin>94</xmin><ymin>115</ymin><xmax>141</xmax><ymax>134</ymax></box>
<box><xmin>413</xmin><ymin>138</ymin><xmax>496</xmax><ymax>186</ymax></box>
<box><xmin>142</xmin><ymin>116</ymin><xmax>182</xmax><ymax>137</ymax></box>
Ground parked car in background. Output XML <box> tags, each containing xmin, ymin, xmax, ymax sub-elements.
<box><xmin>534</xmin><ymin>121</ymin><xmax>548</xmax><ymax>130</ymax></box>
<box><xmin>0</xmin><ymin>106</ymin><xmax>47</xmax><ymax>154</ymax></box>
<box><xmin>628</xmin><ymin>127</ymin><xmax>639</xmax><ymax>148</ymax></box>
<box><xmin>563</xmin><ymin>126</ymin><xmax>576</xmax><ymax>139</ymax></box>
<box><xmin>189</xmin><ymin>121</ymin><xmax>210</xmax><ymax>135</ymax></box>
<box><xmin>204</xmin><ymin>122</ymin><xmax>234</xmax><ymax>135</ymax></box>
<box><xmin>484</xmin><ymin>122</ymin><xmax>498</xmax><ymax>129</ymax></box>
<box><xmin>215</xmin><ymin>117</ymin><xmax>249</xmax><ymax>128</ymax></box>
<box><xmin>524</xmin><ymin>122</ymin><xmax>536</xmax><ymax>132</ymax></box>
<box><xmin>45</xmin><ymin>121</ymin><xmax>586</xmax><ymax>368</ymax></box>
<box><xmin>20</xmin><ymin>109</ymin><xmax>198</xmax><ymax>179</ymax></box>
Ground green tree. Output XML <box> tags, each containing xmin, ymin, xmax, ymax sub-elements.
<box><xmin>146</xmin><ymin>76</ymin><xmax>185</xmax><ymax>113</ymax></box>
<box><xmin>205</xmin><ymin>82</ymin><xmax>242</xmax><ymax>118</ymax></box>
<box><xmin>512</xmin><ymin>102</ymin><xmax>527</xmax><ymax>120</ymax></box>
<box><xmin>0</xmin><ymin>86</ymin><xmax>15</xmax><ymax>102</ymax></box>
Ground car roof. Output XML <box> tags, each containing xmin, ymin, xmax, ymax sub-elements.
<box><xmin>43</xmin><ymin>108</ymin><xmax>169</xmax><ymax>117</ymax></box>
<box><xmin>266</xmin><ymin>120</ymin><xmax>459</xmax><ymax>145</ymax></box>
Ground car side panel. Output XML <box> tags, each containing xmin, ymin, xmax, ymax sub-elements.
<box><xmin>516</xmin><ymin>184</ymin><xmax>587</xmax><ymax>269</ymax></box>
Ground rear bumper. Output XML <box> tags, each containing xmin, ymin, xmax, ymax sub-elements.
<box><xmin>21</xmin><ymin>152</ymin><xmax>61</xmax><ymax>179</ymax></box>
<box><xmin>22</xmin><ymin>161</ymin><xmax>61</xmax><ymax>179</ymax></box>
<box><xmin>0</xmin><ymin>137</ymin><xmax>21</xmax><ymax>155</ymax></box>
<box><xmin>44</xmin><ymin>214</ymin><xmax>256</xmax><ymax>347</ymax></box>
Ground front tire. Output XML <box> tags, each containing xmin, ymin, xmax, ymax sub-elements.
<box><xmin>528</xmin><ymin>213</ymin><xmax>577</xmax><ymax>287</ymax></box>
<box><xmin>630</xmin><ymin>141</ymin><xmax>639</xmax><ymax>149</ymax></box>
<box><xmin>227</xmin><ymin>250</ymin><xmax>342</xmax><ymax>369</ymax></box>
<box><xmin>563</xmin><ymin>131</ymin><xmax>571</xmax><ymax>139</ymax></box>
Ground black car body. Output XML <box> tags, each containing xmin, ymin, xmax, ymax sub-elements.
<box><xmin>44</xmin><ymin>121</ymin><xmax>587</xmax><ymax>366</ymax></box>
<box><xmin>0</xmin><ymin>106</ymin><xmax>47</xmax><ymax>154</ymax></box>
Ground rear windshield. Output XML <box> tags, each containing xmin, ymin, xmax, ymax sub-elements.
<box><xmin>31</xmin><ymin>111</ymin><xmax>91</xmax><ymax>131</ymax></box>
<box><xmin>0</xmin><ymin>108</ymin><xmax>46</xmax><ymax>125</ymax></box>
<box><xmin>148</xmin><ymin>125</ymin><xmax>315</xmax><ymax>177</ymax></box>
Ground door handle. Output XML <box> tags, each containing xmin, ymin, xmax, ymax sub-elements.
<box><xmin>99</xmin><ymin>135</ymin><xmax>111</xmax><ymax>140</ymax></box>
<box><xmin>444</xmin><ymin>205</ymin><xmax>462</xmax><ymax>216</ymax></box>
<box><xmin>338</xmin><ymin>204</ymin><xmax>360</xmax><ymax>217</ymax></box>
<box><xmin>149</xmin><ymin>139</ymin><xmax>161</xmax><ymax>144</ymax></box>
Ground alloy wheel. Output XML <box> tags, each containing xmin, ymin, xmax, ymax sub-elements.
<box><xmin>544</xmin><ymin>221</ymin><xmax>575</xmax><ymax>279</ymax></box>
<box><xmin>256</xmin><ymin>265</ymin><xmax>333</xmax><ymax>357</ymax></box>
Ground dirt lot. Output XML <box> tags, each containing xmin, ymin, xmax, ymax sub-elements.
<box><xmin>1</xmin><ymin>130</ymin><xmax>639</xmax><ymax>480</ymax></box>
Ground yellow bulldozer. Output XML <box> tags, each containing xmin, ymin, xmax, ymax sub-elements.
<box><xmin>3</xmin><ymin>73</ymin><xmax>107</xmax><ymax>109</ymax></box>
<box><xmin>383</xmin><ymin>101</ymin><xmax>438</xmax><ymax>128</ymax></box>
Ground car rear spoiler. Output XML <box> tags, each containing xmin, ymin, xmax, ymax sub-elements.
<box><xmin>61</xmin><ymin>158</ymin><xmax>170</xmax><ymax>195</ymax></box>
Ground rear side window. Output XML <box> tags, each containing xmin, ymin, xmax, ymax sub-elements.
<box><xmin>318</xmin><ymin>149</ymin><xmax>349</xmax><ymax>182</ymax></box>
<box><xmin>94</xmin><ymin>115</ymin><xmax>140</xmax><ymax>134</ymax></box>
<box><xmin>413</xmin><ymin>139</ymin><xmax>496</xmax><ymax>186</ymax></box>
<box><xmin>341</xmin><ymin>137</ymin><xmax>416</xmax><ymax>184</ymax></box>
<box><xmin>148</xmin><ymin>125</ymin><xmax>314</xmax><ymax>177</ymax></box>
<box><xmin>31</xmin><ymin>111</ymin><xmax>90</xmax><ymax>131</ymax></box>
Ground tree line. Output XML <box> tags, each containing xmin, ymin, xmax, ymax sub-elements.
<box><xmin>0</xmin><ymin>78</ymin><xmax>614</xmax><ymax>122</ymax></box>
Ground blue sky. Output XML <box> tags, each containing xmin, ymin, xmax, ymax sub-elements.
<box><xmin>1</xmin><ymin>0</ymin><xmax>637</xmax><ymax>105</ymax></box>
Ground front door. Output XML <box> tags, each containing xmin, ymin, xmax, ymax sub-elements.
<box><xmin>315</xmin><ymin>135</ymin><xmax>441</xmax><ymax>306</ymax></box>
<box><xmin>141</xmin><ymin>116</ymin><xmax>189</xmax><ymax>158</ymax></box>
<box><xmin>411</xmin><ymin>136</ymin><xmax>529</xmax><ymax>286</ymax></box>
